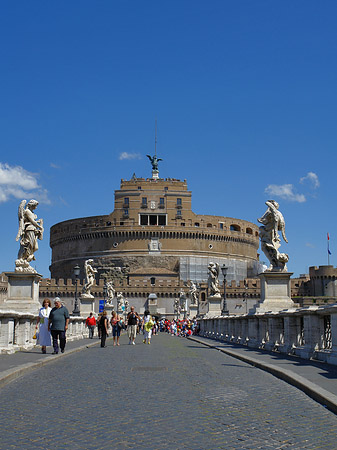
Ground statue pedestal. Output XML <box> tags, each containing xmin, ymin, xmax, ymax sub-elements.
<box><xmin>105</xmin><ymin>303</ymin><xmax>115</xmax><ymax>316</ymax></box>
<box><xmin>2</xmin><ymin>272</ymin><xmax>42</xmax><ymax>313</ymax></box>
<box><xmin>205</xmin><ymin>294</ymin><xmax>222</xmax><ymax>317</ymax></box>
<box><xmin>252</xmin><ymin>272</ymin><xmax>298</xmax><ymax>313</ymax></box>
<box><xmin>189</xmin><ymin>304</ymin><xmax>198</xmax><ymax>318</ymax></box>
<box><xmin>79</xmin><ymin>294</ymin><xmax>95</xmax><ymax>316</ymax></box>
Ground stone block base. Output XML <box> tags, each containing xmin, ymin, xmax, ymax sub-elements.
<box><xmin>1</xmin><ymin>272</ymin><xmax>42</xmax><ymax>314</ymax></box>
<box><xmin>253</xmin><ymin>272</ymin><xmax>298</xmax><ymax>313</ymax></box>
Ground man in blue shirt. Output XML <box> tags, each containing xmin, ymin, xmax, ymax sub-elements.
<box><xmin>48</xmin><ymin>297</ymin><xmax>70</xmax><ymax>354</ymax></box>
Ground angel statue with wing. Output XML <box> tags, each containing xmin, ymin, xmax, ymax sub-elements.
<box><xmin>258</xmin><ymin>200</ymin><xmax>289</xmax><ymax>272</ymax></box>
<box><xmin>146</xmin><ymin>154</ymin><xmax>162</xmax><ymax>171</ymax></box>
<box><xmin>15</xmin><ymin>199</ymin><xmax>44</xmax><ymax>273</ymax></box>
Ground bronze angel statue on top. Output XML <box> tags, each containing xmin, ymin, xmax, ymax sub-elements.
<box><xmin>15</xmin><ymin>199</ymin><xmax>44</xmax><ymax>273</ymax></box>
<box><xmin>146</xmin><ymin>154</ymin><xmax>162</xmax><ymax>171</ymax></box>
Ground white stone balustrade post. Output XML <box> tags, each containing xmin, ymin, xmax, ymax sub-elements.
<box><xmin>247</xmin><ymin>317</ymin><xmax>259</xmax><ymax>348</ymax></box>
<box><xmin>258</xmin><ymin>317</ymin><xmax>268</xmax><ymax>348</ymax></box>
<box><xmin>295</xmin><ymin>313</ymin><xmax>324</xmax><ymax>359</ymax></box>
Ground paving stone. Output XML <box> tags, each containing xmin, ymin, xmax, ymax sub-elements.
<box><xmin>1</xmin><ymin>333</ymin><xmax>337</xmax><ymax>449</ymax></box>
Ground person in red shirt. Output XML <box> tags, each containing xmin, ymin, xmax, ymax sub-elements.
<box><xmin>85</xmin><ymin>312</ymin><xmax>96</xmax><ymax>339</ymax></box>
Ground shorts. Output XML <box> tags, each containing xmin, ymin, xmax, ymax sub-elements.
<box><xmin>112</xmin><ymin>325</ymin><xmax>121</xmax><ymax>337</ymax></box>
<box><xmin>127</xmin><ymin>324</ymin><xmax>137</xmax><ymax>340</ymax></box>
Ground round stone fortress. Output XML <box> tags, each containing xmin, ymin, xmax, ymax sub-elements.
<box><xmin>50</xmin><ymin>171</ymin><xmax>261</xmax><ymax>285</ymax></box>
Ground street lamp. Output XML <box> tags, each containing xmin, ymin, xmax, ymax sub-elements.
<box><xmin>72</xmin><ymin>265</ymin><xmax>81</xmax><ymax>316</ymax></box>
<box><xmin>221</xmin><ymin>265</ymin><xmax>228</xmax><ymax>315</ymax></box>
<box><xmin>103</xmin><ymin>281</ymin><xmax>107</xmax><ymax>307</ymax></box>
<box><xmin>243</xmin><ymin>280</ymin><xmax>248</xmax><ymax>314</ymax></box>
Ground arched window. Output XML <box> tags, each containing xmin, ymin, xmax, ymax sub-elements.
<box><xmin>230</xmin><ymin>224</ymin><xmax>241</xmax><ymax>232</ymax></box>
<box><xmin>246</xmin><ymin>228</ymin><xmax>253</xmax><ymax>235</ymax></box>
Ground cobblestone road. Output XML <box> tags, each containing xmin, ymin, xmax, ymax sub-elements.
<box><xmin>1</xmin><ymin>333</ymin><xmax>337</xmax><ymax>450</ymax></box>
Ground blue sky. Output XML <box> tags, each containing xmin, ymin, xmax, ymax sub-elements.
<box><xmin>0</xmin><ymin>1</ymin><xmax>336</xmax><ymax>278</ymax></box>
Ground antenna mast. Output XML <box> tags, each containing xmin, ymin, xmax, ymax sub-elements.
<box><xmin>155</xmin><ymin>118</ymin><xmax>157</xmax><ymax>157</ymax></box>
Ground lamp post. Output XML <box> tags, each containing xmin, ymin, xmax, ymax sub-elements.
<box><xmin>243</xmin><ymin>280</ymin><xmax>248</xmax><ymax>314</ymax></box>
<box><xmin>103</xmin><ymin>282</ymin><xmax>107</xmax><ymax>308</ymax></box>
<box><xmin>221</xmin><ymin>265</ymin><xmax>228</xmax><ymax>315</ymax></box>
<box><xmin>72</xmin><ymin>265</ymin><xmax>81</xmax><ymax>316</ymax></box>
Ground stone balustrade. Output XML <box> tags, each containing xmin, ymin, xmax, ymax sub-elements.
<box><xmin>199</xmin><ymin>304</ymin><xmax>337</xmax><ymax>365</ymax></box>
<box><xmin>0</xmin><ymin>310</ymin><xmax>90</xmax><ymax>354</ymax></box>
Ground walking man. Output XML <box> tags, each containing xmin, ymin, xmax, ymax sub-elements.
<box><xmin>48</xmin><ymin>297</ymin><xmax>70</xmax><ymax>354</ymax></box>
<box><xmin>127</xmin><ymin>306</ymin><xmax>140</xmax><ymax>345</ymax></box>
<box><xmin>85</xmin><ymin>312</ymin><xmax>96</xmax><ymax>339</ymax></box>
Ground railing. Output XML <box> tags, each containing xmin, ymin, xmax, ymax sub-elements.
<box><xmin>198</xmin><ymin>304</ymin><xmax>337</xmax><ymax>365</ymax></box>
<box><xmin>0</xmin><ymin>310</ymin><xmax>90</xmax><ymax>354</ymax></box>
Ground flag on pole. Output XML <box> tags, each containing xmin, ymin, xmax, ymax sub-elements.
<box><xmin>328</xmin><ymin>233</ymin><xmax>332</xmax><ymax>256</ymax></box>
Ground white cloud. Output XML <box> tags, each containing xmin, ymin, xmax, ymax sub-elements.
<box><xmin>50</xmin><ymin>162</ymin><xmax>61</xmax><ymax>169</ymax></box>
<box><xmin>300</xmin><ymin>172</ymin><xmax>320</xmax><ymax>189</ymax></box>
<box><xmin>305</xmin><ymin>242</ymin><xmax>315</xmax><ymax>248</ymax></box>
<box><xmin>119</xmin><ymin>152</ymin><xmax>142</xmax><ymax>160</ymax></box>
<box><xmin>0</xmin><ymin>163</ymin><xmax>50</xmax><ymax>204</ymax></box>
<box><xmin>265</xmin><ymin>184</ymin><xmax>306</xmax><ymax>203</ymax></box>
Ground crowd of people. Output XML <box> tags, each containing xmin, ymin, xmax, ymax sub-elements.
<box><xmin>34</xmin><ymin>298</ymin><xmax>199</xmax><ymax>353</ymax></box>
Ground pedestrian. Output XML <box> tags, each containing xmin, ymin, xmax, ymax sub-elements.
<box><xmin>99</xmin><ymin>310</ymin><xmax>109</xmax><ymax>348</ymax></box>
<box><xmin>48</xmin><ymin>297</ymin><xmax>70</xmax><ymax>355</ymax></box>
<box><xmin>110</xmin><ymin>311</ymin><xmax>121</xmax><ymax>346</ymax></box>
<box><xmin>85</xmin><ymin>312</ymin><xmax>96</xmax><ymax>339</ymax></box>
<box><xmin>35</xmin><ymin>298</ymin><xmax>52</xmax><ymax>354</ymax></box>
<box><xmin>127</xmin><ymin>306</ymin><xmax>140</xmax><ymax>345</ymax></box>
<box><xmin>97</xmin><ymin>313</ymin><xmax>102</xmax><ymax>339</ymax></box>
<box><xmin>142</xmin><ymin>310</ymin><xmax>154</xmax><ymax>345</ymax></box>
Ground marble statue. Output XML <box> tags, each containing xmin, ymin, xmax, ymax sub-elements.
<box><xmin>146</xmin><ymin>154</ymin><xmax>162</xmax><ymax>171</ymax></box>
<box><xmin>174</xmin><ymin>298</ymin><xmax>181</xmax><ymax>315</ymax></box>
<box><xmin>15</xmin><ymin>199</ymin><xmax>44</xmax><ymax>273</ymax></box>
<box><xmin>82</xmin><ymin>259</ymin><xmax>97</xmax><ymax>297</ymax></box>
<box><xmin>258</xmin><ymin>200</ymin><xmax>289</xmax><ymax>272</ymax></box>
<box><xmin>124</xmin><ymin>299</ymin><xmax>129</xmax><ymax>313</ymax></box>
<box><xmin>106</xmin><ymin>281</ymin><xmax>115</xmax><ymax>305</ymax></box>
<box><xmin>208</xmin><ymin>262</ymin><xmax>221</xmax><ymax>297</ymax></box>
<box><xmin>189</xmin><ymin>281</ymin><xmax>199</xmax><ymax>305</ymax></box>
<box><xmin>117</xmin><ymin>292</ymin><xmax>124</xmax><ymax>311</ymax></box>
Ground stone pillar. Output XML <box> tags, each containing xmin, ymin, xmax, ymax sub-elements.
<box><xmin>297</xmin><ymin>314</ymin><xmax>323</xmax><ymax>359</ymax></box>
<box><xmin>247</xmin><ymin>317</ymin><xmax>259</xmax><ymax>348</ymax></box>
<box><xmin>2</xmin><ymin>272</ymin><xmax>42</xmax><ymax>313</ymax></box>
<box><xmin>206</xmin><ymin>294</ymin><xmax>222</xmax><ymax>317</ymax></box>
<box><xmin>327</xmin><ymin>312</ymin><xmax>337</xmax><ymax>365</ymax></box>
<box><xmin>189</xmin><ymin>304</ymin><xmax>198</xmax><ymax>318</ymax></box>
<box><xmin>280</xmin><ymin>315</ymin><xmax>300</xmax><ymax>353</ymax></box>
<box><xmin>254</xmin><ymin>272</ymin><xmax>298</xmax><ymax>313</ymax></box>
<box><xmin>264</xmin><ymin>316</ymin><xmax>284</xmax><ymax>351</ymax></box>
<box><xmin>79</xmin><ymin>294</ymin><xmax>95</xmax><ymax>317</ymax></box>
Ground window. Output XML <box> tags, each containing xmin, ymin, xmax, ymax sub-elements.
<box><xmin>246</xmin><ymin>227</ymin><xmax>253</xmax><ymax>235</ymax></box>
<box><xmin>124</xmin><ymin>197</ymin><xmax>129</xmax><ymax>206</ymax></box>
<box><xmin>176</xmin><ymin>210</ymin><xmax>182</xmax><ymax>217</ymax></box>
<box><xmin>141</xmin><ymin>197</ymin><xmax>147</xmax><ymax>207</ymax></box>
<box><xmin>181</xmin><ymin>222</ymin><xmax>185</xmax><ymax>226</ymax></box>
<box><xmin>230</xmin><ymin>224</ymin><xmax>241</xmax><ymax>232</ymax></box>
<box><xmin>140</xmin><ymin>215</ymin><xmax>148</xmax><ymax>226</ymax></box>
<box><xmin>140</xmin><ymin>214</ymin><xmax>167</xmax><ymax>226</ymax></box>
<box><xmin>150</xmin><ymin>277</ymin><xmax>155</xmax><ymax>285</ymax></box>
<box><xmin>177</xmin><ymin>198</ymin><xmax>182</xmax><ymax>206</ymax></box>
<box><xmin>138</xmin><ymin>186</ymin><xmax>142</xmax><ymax>190</ymax></box>
<box><xmin>149</xmin><ymin>215</ymin><xmax>157</xmax><ymax>225</ymax></box>
<box><xmin>194</xmin><ymin>222</ymin><xmax>200</xmax><ymax>227</ymax></box>
<box><xmin>123</xmin><ymin>209</ymin><xmax>129</xmax><ymax>217</ymax></box>
<box><xmin>158</xmin><ymin>215</ymin><xmax>166</xmax><ymax>226</ymax></box>
<box><xmin>219</xmin><ymin>223</ymin><xmax>224</xmax><ymax>230</ymax></box>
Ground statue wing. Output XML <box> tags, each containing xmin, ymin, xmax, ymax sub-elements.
<box><xmin>146</xmin><ymin>155</ymin><xmax>153</xmax><ymax>162</ymax></box>
<box><xmin>16</xmin><ymin>200</ymin><xmax>26</xmax><ymax>241</ymax></box>
<box><xmin>278</xmin><ymin>212</ymin><xmax>288</xmax><ymax>243</ymax></box>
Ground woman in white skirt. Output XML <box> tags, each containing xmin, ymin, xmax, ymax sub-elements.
<box><xmin>142</xmin><ymin>310</ymin><xmax>154</xmax><ymax>345</ymax></box>
<box><xmin>35</xmin><ymin>298</ymin><xmax>52</xmax><ymax>354</ymax></box>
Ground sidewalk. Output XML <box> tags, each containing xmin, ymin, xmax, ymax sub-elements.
<box><xmin>188</xmin><ymin>335</ymin><xmax>337</xmax><ymax>415</ymax></box>
<box><xmin>0</xmin><ymin>337</ymin><xmax>101</xmax><ymax>388</ymax></box>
